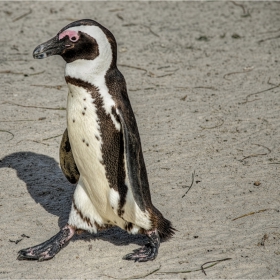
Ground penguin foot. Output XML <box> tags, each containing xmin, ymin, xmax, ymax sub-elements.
<box><xmin>123</xmin><ymin>229</ymin><xmax>160</xmax><ymax>262</ymax></box>
<box><xmin>17</xmin><ymin>224</ymin><xmax>75</xmax><ymax>261</ymax></box>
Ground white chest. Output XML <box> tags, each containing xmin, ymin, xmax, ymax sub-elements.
<box><xmin>67</xmin><ymin>84</ymin><xmax>102</xmax><ymax>166</ymax></box>
<box><xmin>67</xmin><ymin>84</ymin><xmax>110</xmax><ymax>209</ymax></box>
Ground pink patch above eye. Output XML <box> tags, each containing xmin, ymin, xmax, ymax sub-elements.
<box><xmin>59</xmin><ymin>30</ymin><xmax>80</xmax><ymax>42</ymax></box>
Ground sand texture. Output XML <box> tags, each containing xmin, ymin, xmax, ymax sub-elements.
<box><xmin>0</xmin><ymin>1</ymin><xmax>280</xmax><ymax>279</ymax></box>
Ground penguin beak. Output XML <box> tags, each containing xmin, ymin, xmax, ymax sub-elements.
<box><xmin>33</xmin><ymin>35</ymin><xmax>66</xmax><ymax>59</ymax></box>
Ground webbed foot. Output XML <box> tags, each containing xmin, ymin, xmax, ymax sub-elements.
<box><xmin>123</xmin><ymin>229</ymin><xmax>160</xmax><ymax>262</ymax></box>
<box><xmin>17</xmin><ymin>224</ymin><xmax>75</xmax><ymax>261</ymax></box>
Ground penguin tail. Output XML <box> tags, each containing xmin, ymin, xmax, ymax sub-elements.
<box><xmin>150</xmin><ymin>207</ymin><xmax>176</xmax><ymax>241</ymax></box>
<box><xmin>158</xmin><ymin>217</ymin><xmax>176</xmax><ymax>241</ymax></box>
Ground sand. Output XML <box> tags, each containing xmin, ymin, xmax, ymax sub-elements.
<box><xmin>0</xmin><ymin>1</ymin><xmax>280</xmax><ymax>279</ymax></box>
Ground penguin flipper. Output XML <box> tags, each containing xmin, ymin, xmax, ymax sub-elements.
<box><xmin>117</xmin><ymin>107</ymin><xmax>152</xmax><ymax>212</ymax></box>
<box><xmin>117</xmin><ymin>106</ymin><xmax>176</xmax><ymax>240</ymax></box>
<box><xmin>59</xmin><ymin>128</ymin><xmax>80</xmax><ymax>184</ymax></box>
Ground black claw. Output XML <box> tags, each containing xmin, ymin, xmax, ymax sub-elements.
<box><xmin>17</xmin><ymin>253</ymin><xmax>27</xmax><ymax>261</ymax></box>
<box><xmin>38</xmin><ymin>256</ymin><xmax>47</xmax><ymax>262</ymax></box>
<box><xmin>123</xmin><ymin>230</ymin><xmax>160</xmax><ymax>262</ymax></box>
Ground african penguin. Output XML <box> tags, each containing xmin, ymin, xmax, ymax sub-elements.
<box><xmin>17</xmin><ymin>19</ymin><xmax>175</xmax><ymax>262</ymax></box>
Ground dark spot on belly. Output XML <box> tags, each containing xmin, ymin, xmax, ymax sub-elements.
<box><xmin>86</xmin><ymin>143</ymin><xmax>89</xmax><ymax>146</ymax></box>
<box><xmin>73</xmin><ymin>119</ymin><xmax>75</xmax><ymax>123</ymax></box>
<box><xmin>118</xmin><ymin>209</ymin><xmax>125</xmax><ymax>217</ymax></box>
<box><xmin>82</xmin><ymin>139</ymin><xmax>85</xmax><ymax>142</ymax></box>
<box><xmin>95</xmin><ymin>135</ymin><xmax>99</xmax><ymax>141</ymax></box>
<box><xmin>84</xmin><ymin>107</ymin><xmax>87</xmax><ymax>110</ymax></box>
<box><xmin>83</xmin><ymin>98</ymin><xmax>86</xmax><ymax>101</ymax></box>
<box><xmin>82</xmin><ymin>112</ymin><xmax>85</xmax><ymax>115</ymax></box>
<box><xmin>125</xmin><ymin>222</ymin><xmax>133</xmax><ymax>231</ymax></box>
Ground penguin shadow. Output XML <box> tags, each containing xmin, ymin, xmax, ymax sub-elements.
<box><xmin>0</xmin><ymin>152</ymin><xmax>146</xmax><ymax>247</ymax></box>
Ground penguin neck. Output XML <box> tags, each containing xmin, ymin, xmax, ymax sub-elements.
<box><xmin>65</xmin><ymin>57</ymin><xmax>113</xmax><ymax>86</ymax></box>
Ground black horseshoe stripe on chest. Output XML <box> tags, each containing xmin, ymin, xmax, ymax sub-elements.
<box><xmin>65</xmin><ymin>76</ymin><xmax>128</xmax><ymax>214</ymax></box>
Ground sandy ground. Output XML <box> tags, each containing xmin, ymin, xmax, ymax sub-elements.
<box><xmin>0</xmin><ymin>1</ymin><xmax>280</xmax><ymax>279</ymax></box>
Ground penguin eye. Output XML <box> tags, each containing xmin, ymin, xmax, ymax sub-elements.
<box><xmin>70</xmin><ymin>36</ymin><xmax>78</xmax><ymax>42</ymax></box>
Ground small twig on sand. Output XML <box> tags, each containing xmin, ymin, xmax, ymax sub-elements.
<box><xmin>149</xmin><ymin>68</ymin><xmax>178</xmax><ymax>78</ymax></box>
<box><xmin>118</xmin><ymin>64</ymin><xmax>148</xmax><ymax>74</ymax></box>
<box><xmin>180</xmin><ymin>94</ymin><xmax>188</xmax><ymax>101</ymax></box>
<box><xmin>42</xmin><ymin>134</ymin><xmax>63</xmax><ymax>141</ymax></box>
<box><xmin>17</xmin><ymin>139</ymin><xmax>49</xmax><ymax>146</ymax></box>
<box><xmin>158</xmin><ymin>258</ymin><xmax>232</xmax><ymax>275</ymax></box>
<box><xmin>258</xmin><ymin>34</ymin><xmax>280</xmax><ymax>44</ymax></box>
<box><xmin>157</xmin><ymin>66</ymin><xmax>170</xmax><ymax>70</ymax></box>
<box><xmin>109</xmin><ymin>8</ymin><xmax>124</xmax><ymax>12</ymax></box>
<box><xmin>9</xmin><ymin>234</ymin><xmax>29</xmax><ymax>244</ymax></box>
<box><xmin>200</xmin><ymin>118</ymin><xmax>224</xmax><ymax>130</ymax></box>
<box><xmin>31</xmin><ymin>84</ymin><xmax>65</xmax><ymax>90</ymax></box>
<box><xmin>116</xmin><ymin>14</ymin><xmax>124</xmax><ymax>21</ymax></box>
<box><xmin>223</xmin><ymin>67</ymin><xmax>253</xmax><ymax>81</ymax></box>
<box><xmin>103</xmin><ymin>265</ymin><xmax>161</xmax><ymax>279</ymax></box>
<box><xmin>31</xmin><ymin>140</ymin><xmax>49</xmax><ymax>146</ymax></box>
<box><xmin>232</xmin><ymin>209</ymin><xmax>269</xmax><ymax>221</ymax></box>
<box><xmin>127</xmin><ymin>87</ymin><xmax>154</xmax><ymax>92</ymax></box>
<box><xmin>193</xmin><ymin>86</ymin><xmax>217</xmax><ymax>91</ymax></box>
<box><xmin>0</xmin><ymin>129</ymin><xmax>14</xmax><ymax>141</ymax></box>
<box><xmin>129</xmin><ymin>88</ymin><xmax>141</xmax><ymax>92</ymax></box>
<box><xmin>9</xmin><ymin>238</ymin><xmax>23</xmax><ymax>244</ymax></box>
<box><xmin>122</xmin><ymin>23</ymin><xmax>137</xmax><ymax>27</ymax></box>
<box><xmin>0</xmin><ymin>119</ymin><xmax>38</xmax><ymax>122</ymax></box>
<box><xmin>142</xmin><ymin>24</ymin><xmax>160</xmax><ymax>37</ymax></box>
<box><xmin>12</xmin><ymin>9</ymin><xmax>32</xmax><ymax>22</ymax></box>
<box><xmin>267</xmin><ymin>77</ymin><xmax>278</xmax><ymax>86</ymax></box>
<box><xmin>0</xmin><ymin>70</ymin><xmax>24</xmax><ymax>75</ymax></box>
<box><xmin>3</xmin><ymin>101</ymin><xmax>66</xmax><ymax>110</ymax></box>
<box><xmin>201</xmin><ymin>258</ymin><xmax>232</xmax><ymax>276</ymax></box>
<box><xmin>241</xmin><ymin>83</ymin><xmax>280</xmax><ymax>104</ymax></box>
<box><xmin>240</xmin><ymin>143</ymin><xmax>271</xmax><ymax>161</ymax></box>
<box><xmin>231</xmin><ymin>1</ymin><xmax>250</xmax><ymax>16</ymax></box>
<box><xmin>0</xmin><ymin>70</ymin><xmax>45</xmax><ymax>76</ymax></box>
<box><xmin>155</xmin><ymin>73</ymin><xmax>175</xmax><ymax>78</ymax></box>
<box><xmin>16</xmin><ymin>132</ymin><xmax>61</xmax><ymax>145</ymax></box>
<box><xmin>182</xmin><ymin>171</ymin><xmax>195</xmax><ymax>198</ymax></box>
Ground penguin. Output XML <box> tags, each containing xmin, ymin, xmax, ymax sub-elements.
<box><xmin>17</xmin><ymin>19</ymin><xmax>175</xmax><ymax>262</ymax></box>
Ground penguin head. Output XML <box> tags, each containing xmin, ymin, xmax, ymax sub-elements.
<box><xmin>33</xmin><ymin>19</ymin><xmax>117</xmax><ymax>70</ymax></box>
